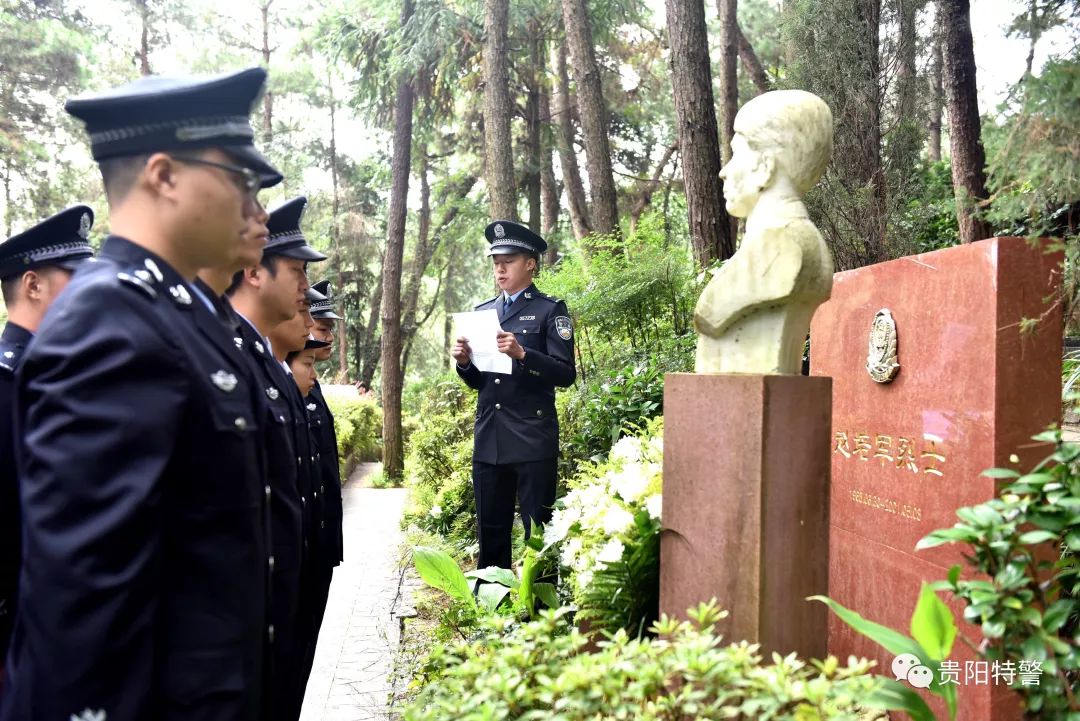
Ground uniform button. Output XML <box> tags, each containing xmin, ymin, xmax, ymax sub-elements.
<box><xmin>321</xmin><ymin>521</ymin><xmax>325</xmax><ymax>529</ymax></box>
<box><xmin>268</xmin><ymin>555</ymin><xmax>275</xmax><ymax>572</ymax></box>
<box><xmin>268</xmin><ymin>624</ymin><xmax>275</xmax><ymax>643</ymax></box>
<box><xmin>536</xmin><ymin>410</ymin><xmax>543</xmax><ymax>417</ymax></box>
<box><xmin>314</xmin><ymin>490</ymin><xmax>319</xmax><ymax>498</ymax></box>
<box><xmin>494</xmin><ymin>378</ymin><xmax>501</xmax><ymax>385</ymax></box>
<box><xmin>301</xmin><ymin>496</ymin><xmax>306</xmax><ymax>505</ymax></box>
<box><xmin>522</xmin><ymin>329</ymin><xmax>527</xmax><ymax>334</ymax></box>
<box><xmin>495</xmin><ymin>403</ymin><xmax>501</xmax><ymax>410</ymax></box>
<box><xmin>264</xmin><ymin>485</ymin><xmax>271</xmax><ymax>499</ymax></box>
<box><xmin>297</xmin><ymin>456</ymin><xmax>302</xmax><ymax>465</ymax></box>
<box><xmin>234</xmin><ymin>417</ymin><xmax>247</xmax><ymax>430</ymax></box>
<box><xmin>279</xmin><ymin>415</ymin><xmax>285</xmax><ymax>422</ymax></box>
<box><xmin>311</xmin><ymin>455</ymin><xmax>316</xmax><ymax>463</ymax></box>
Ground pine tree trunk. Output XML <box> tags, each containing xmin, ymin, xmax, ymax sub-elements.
<box><xmin>328</xmin><ymin>77</ymin><xmax>350</xmax><ymax>377</ymax></box>
<box><xmin>736</xmin><ymin>24</ymin><xmax>770</xmax><ymax>94</ymax></box>
<box><xmin>539</xmin><ymin>81</ymin><xmax>560</xmax><ymax>251</ymax></box>
<box><xmin>940</xmin><ymin>0</ymin><xmax>990</xmax><ymax>243</ymax></box>
<box><xmin>137</xmin><ymin>0</ymin><xmax>152</xmax><ymax>75</ymax></box>
<box><xmin>525</xmin><ymin>34</ymin><xmax>543</xmax><ymax>232</ymax></box>
<box><xmin>928</xmin><ymin>8</ymin><xmax>944</xmax><ymax>162</ymax></box>
<box><xmin>666</xmin><ymin>0</ymin><xmax>735</xmax><ymax>264</ymax></box>
<box><xmin>717</xmin><ymin>0</ymin><xmax>738</xmax><ymax>165</ymax></box>
<box><xmin>558</xmin><ymin>2</ymin><xmax>620</xmax><ymax>236</ymax></box>
<box><xmin>483</xmin><ymin>0</ymin><xmax>516</xmax><ymax>220</ymax></box>
<box><xmin>260</xmin><ymin>0</ymin><xmax>273</xmax><ymax>143</ymax></box>
<box><xmin>380</xmin><ymin>0</ymin><xmax>415</xmax><ymax>482</ymax></box>
<box><xmin>400</xmin><ymin>151</ymin><xmax>430</xmax><ymax>359</ymax></box>
<box><xmin>552</xmin><ymin>43</ymin><xmax>592</xmax><ymax>241</ymax></box>
<box><xmin>360</xmin><ymin>270</ymin><xmax>382</xmax><ymax>389</ymax></box>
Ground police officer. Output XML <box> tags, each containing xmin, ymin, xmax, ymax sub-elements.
<box><xmin>294</xmin><ymin>279</ymin><xmax>344</xmax><ymax>695</ymax></box>
<box><xmin>1</xmin><ymin>68</ymin><xmax>280</xmax><ymax>721</ymax></box>
<box><xmin>451</xmin><ymin>220</ymin><xmax>576</xmax><ymax>570</ymax></box>
<box><xmin>225</xmin><ymin>196</ymin><xmax>326</xmax><ymax>721</ymax></box>
<box><xmin>0</xmin><ymin>206</ymin><xmax>94</xmax><ymax>687</ymax></box>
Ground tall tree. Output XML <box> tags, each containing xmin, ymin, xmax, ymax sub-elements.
<box><xmin>940</xmin><ymin>0</ymin><xmax>991</xmax><ymax>243</ymax></box>
<box><xmin>552</xmin><ymin>43</ymin><xmax>592</xmax><ymax>240</ymax></box>
<box><xmin>737</xmin><ymin>25</ymin><xmax>771</xmax><ymax>94</ymax></box>
<box><xmin>557</xmin><ymin>8</ymin><xmax>620</xmax><ymax>236</ymax></box>
<box><xmin>717</xmin><ymin>0</ymin><xmax>738</xmax><ymax>165</ymax></box>
<box><xmin>380</xmin><ymin>0</ymin><xmax>415</xmax><ymax>483</ymax></box>
<box><xmin>928</xmin><ymin>10</ymin><xmax>944</xmax><ymax>162</ymax></box>
<box><xmin>260</xmin><ymin>0</ymin><xmax>274</xmax><ymax>141</ymax></box>
<box><xmin>666</xmin><ymin>0</ymin><xmax>735</xmax><ymax>264</ymax></box>
<box><xmin>483</xmin><ymin>0</ymin><xmax>516</xmax><ymax>220</ymax></box>
<box><xmin>524</xmin><ymin>34</ymin><xmax>544</xmax><ymax>233</ymax></box>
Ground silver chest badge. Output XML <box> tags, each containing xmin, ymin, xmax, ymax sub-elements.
<box><xmin>266</xmin><ymin>387</ymin><xmax>280</xmax><ymax>400</ymax></box>
<box><xmin>169</xmin><ymin>285</ymin><xmax>192</xmax><ymax>305</ymax></box>
<box><xmin>866</xmin><ymin>308</ymin><xmax>900</xmax><ymax>383</ymax></box>
<box><xmin>211</xmin><ymin>370</ymin><xmax>238</xmax><ymax>392</ymax></box>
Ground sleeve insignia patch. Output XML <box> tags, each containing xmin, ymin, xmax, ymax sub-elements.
<box><xmin>555</xmin><ymin>316</ymin><xmax>573</xmax><ymax>341</ymax></box>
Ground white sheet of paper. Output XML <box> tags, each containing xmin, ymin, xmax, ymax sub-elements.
<box><xmin>452</xmin><ymin>309</ymin><xmax>512</xmax><ymax>375</ymax></box>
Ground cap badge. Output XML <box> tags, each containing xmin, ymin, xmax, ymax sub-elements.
<box><xmin>266</xmin><ymin>387</ymin><xmax>280</xmax><ymax>400</ymax></box>
<box><xmin>169</xmin><ymin>284</ymin><xmax>192</xmax><ymax>305</ymax></box>
<box><xmin>210</xmin><ymin>370</ymin><xmax>238</xmax><ymax>392</ymax></box>
<box><xmin>144</xmin><ymin>259</ymin><xmax>164</xmax><ymax>282</ymax></box>
<box><xmin>494</xmin><ymin>223</ymin><xmax>505</xmax><ymax>238</ymax></box>
<box><xmin>78</xmin><ymin>213</ymin><xmax>91</xmax><ymax>239</ymax></box>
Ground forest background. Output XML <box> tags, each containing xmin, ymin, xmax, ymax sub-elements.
<box><xmin>2</xmin><ymin>0</ymin><xmax>1078</xmax><ymax>482</ymax></box>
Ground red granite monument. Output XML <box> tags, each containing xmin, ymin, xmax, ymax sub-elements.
<box><xmin>810</xmin><ymin>236</ymin><xmax>1062</xmax><ymax>720</ymax></box>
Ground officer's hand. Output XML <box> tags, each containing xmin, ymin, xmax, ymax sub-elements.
<box><xmin>496</xmin><ymin>331</ymin><xmax>525</xmax><ymax>361</ymax></box>
<box><xmin>451</xmin><ymin>336</ymin><xmax>473</xmax><ymax>366</ymax></box>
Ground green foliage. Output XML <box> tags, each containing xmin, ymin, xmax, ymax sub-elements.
<box><xmin>547</xmin><ymin>420</ymin><xmax>663</xmax><ymax>637</ymax></box>
<box><xmin>404</xmin><ymin>601</ymin><xmax>888</xmax><ymax>721</ymax></box>
<box><xmin>813</xmin><ymin>584</ymin><xmax>960</xmax><ymax>721</ymax></box>
<box><xmin>893</xmin><ymin>161</ymin><xmax>961</xmax><ymax>254</ymax></box>
<box><xmin>322</xmin><ymin>387</ymin><xmax>382</xmax><ymax>481</ymax></box>
<box><xmin>559</xmin><ymin>359</ymin><xmax>667</xmax><ymax>474</ymax></box>
<box><xmin>542</xmin><ymin>209</ymin><xmax>699</xmax><ymax>381</ymax></box>
<box><xmin>917</xmin><ymin>429</ymin><xmax>1080</xmax><ymax>719</ymax></box>
<box><xmin>402</xmin><ymin>374</ymin><xmax>477</xmax><ymax>555</ymax></box>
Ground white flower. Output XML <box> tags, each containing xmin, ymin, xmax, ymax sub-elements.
<box><xmin>609</xmin><ymin>465</ymin><xmax>649</xmax><ymax>504</ymax></box>
<box><xmin>596</xmin><ymin>538</ymin><xmax>625</xmax><ymax>565</ymax></box>
<box><xmin>649</xmin><ymin>434</ymin><xmax>663</xmax><ymax>456</ymax></box>
<box><xmin>560</xmin><ymin>537</ymin><xmax>584</xmax><ymax>567</ymax></box>
<box><xmin>601</xmin><ymin>506</ymin><xmax>635</xmax><ymax>535</ymax></box>
<box><xmin>611</xmin><ymin>435</ymin><xmax>642</xmax><ymax>464</ymax></box>
<box><xmin>429</xmin><ymin>505</ymin><xmax>442</xmax><ymax>519</ymax></box>
<box><xmin>545</xmin><ymin>505</ymin><xmax>580</xmax><ymax>544</ymax></box>
<box><xmin>577</xmin><ymin>569</ymin><xmax>593</xmax><ymax>589</ymax></box>
<box><xmin>645</xmin><ymin>494</ymin><xmax>662</xmax><ymax>520</ymax></box>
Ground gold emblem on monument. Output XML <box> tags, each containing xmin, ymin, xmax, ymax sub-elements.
<box><xmin>866</xmin><ymin>309</ymin><xmax>900</xmax><ymax>383</ymax></box>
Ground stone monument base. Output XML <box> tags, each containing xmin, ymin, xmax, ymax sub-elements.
<box><xmin>660</xmin><ymin>373</ymin><xmax>831</xmax><ymax>659</ymax></box>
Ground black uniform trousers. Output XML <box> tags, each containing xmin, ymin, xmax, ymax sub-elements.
<box><xmin>472</xmin><ymin>458</ymin><xmax>558</xmax><ymax>570</ymax></box>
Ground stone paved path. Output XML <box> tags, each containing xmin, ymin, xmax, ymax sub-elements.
<box><xmin>300</xmin><ymin>464</ymin><xmax>412</xmax><ymax>721</ymax></box>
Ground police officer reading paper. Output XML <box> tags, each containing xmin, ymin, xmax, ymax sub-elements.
<box><xmin>451</xmin><ymin>220</ymin><xmax>576</xmax><ymax>570</ymax></box>
<box><xmin>0</xmin><ymin>206</ymin><xmax>94</xmax><ymax>684</ymax></box>
<box><xmin>1</xmin><ymin>68</ymin><xmax>281</xmax><ymax>721</ymax></box>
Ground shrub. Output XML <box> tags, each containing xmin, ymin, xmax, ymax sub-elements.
<box><xmin>546</xmin><ymin>418</ymin><xmax>663</xmax><ymax>637</ymax></box>
<box><xmin>404</xmin><ymin>601</ymin><xmax>887</xmax><ymax>721</ymax></box>
<box><xmin>558</xmin><ymin>359</ymin><xmax>666</xmax><ymax>475</ymax></box>
<box><xmin>403</xmin><ymin>374</ymin><xmax>477</xmax><ymax>555</ymax></box>
<box><xmin>917</xmin><ymin>429</ymin><xmax>1080</xmax><ymax>720</ymax></box>
<box><xmin>321</xmin><ymin>386</ymin><xmax>381</xmax><ymax>481</ymax></box>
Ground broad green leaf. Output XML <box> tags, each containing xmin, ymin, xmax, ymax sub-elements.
<box><xmin>910</xmin><ymin>584</ymin><xmax>958</xmax><ymax>661</ymax></box>
<box><xmin>1018</xmin><ymin>530</ymin><xmax>1057</xmax><ymax>544</ymax></box>
<box><xmin>476</xmin><ymin>582</ymin><xmax>510</xmax><ymax>613</ymax></box>
<box><xmin>533</xmin><ymin>582</ymin><xmax>559</xmax><ymax>610</ymax></box>
<box><xmin>809</xmin><ymin>595</ymin><xmax>926</xmax><ymax>659</ymax></box>
<box><xmin>947</xmin><ymin>565</ymin><xmax>961</xmax><ymax>587</ymax></box>
<box><xmin>465</xmin><ymin>566</ymin><xmax>519</xmax><ymax>589</ymax></box>
<box><xmin>413</xmin><ymin>546</ymin><xmax>476</xmax><ymax>611</ymax></box>
<box><xmin>981</xmin><ymin>467</ymin><xmax>1021</xmax><ymax>479</ymax></box>
<box><xmin>862</xmin><ymin>678</ymin><xmax>938</xmax><ymax>721</ymax></box>
<box><xmin>1042</xmin><ymin>599</ymin><xmax>1076</xmax><ymax>632</ymax></box>
<box><xmin>917</xmin><ymin>528</ymin><xmax>974</xmax><ymax>550</ymax></box>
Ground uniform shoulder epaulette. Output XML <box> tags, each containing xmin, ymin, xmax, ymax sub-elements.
<box><xmin>534</xmin><ymin>292</ymin><xmax>560</xmax><ymax>304</ymax></box>
<box><xmin>475</xmin><ymin>295</ymin><xmax>499</xmax><ymax>310</ymax></box>
<box><xmin>117</xmin><ymin>270</ymin><xmax>159</xmax><ymax>299</ymax></box>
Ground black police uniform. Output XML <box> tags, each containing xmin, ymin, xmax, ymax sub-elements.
<box><xmin>456</xmin><ymin>221</ymin><xmax>576</xmax><ymax>570</ymax></box>
<box><xmin>229</xmin><ymin>197</ymin><xmax>327</xmax><ymax>721</ymax></box>
<box><xmin>0</xmin><ymin>68</ymin><xmax>281</xmax><ymax>721</ymax></box>
<box><xmin>292</xmin><ymin>280</ymin><xmax>344</xmax><ymax>704</ymax></box>
<box><xmin>0</xmin><ymin>206</ymin><xmax>95</xmax><ymax>683</ymax></box>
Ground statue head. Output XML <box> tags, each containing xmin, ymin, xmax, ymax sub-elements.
<box><xmin>720</xmin><ymin>90</ymin><xmax>833</xmax><ymax>218</ymax></box>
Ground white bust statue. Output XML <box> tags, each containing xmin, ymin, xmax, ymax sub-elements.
<box><xmin>694</xmin><ymin>90</ymin><xmax>834</xmax><ymax>375</ymax></box>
